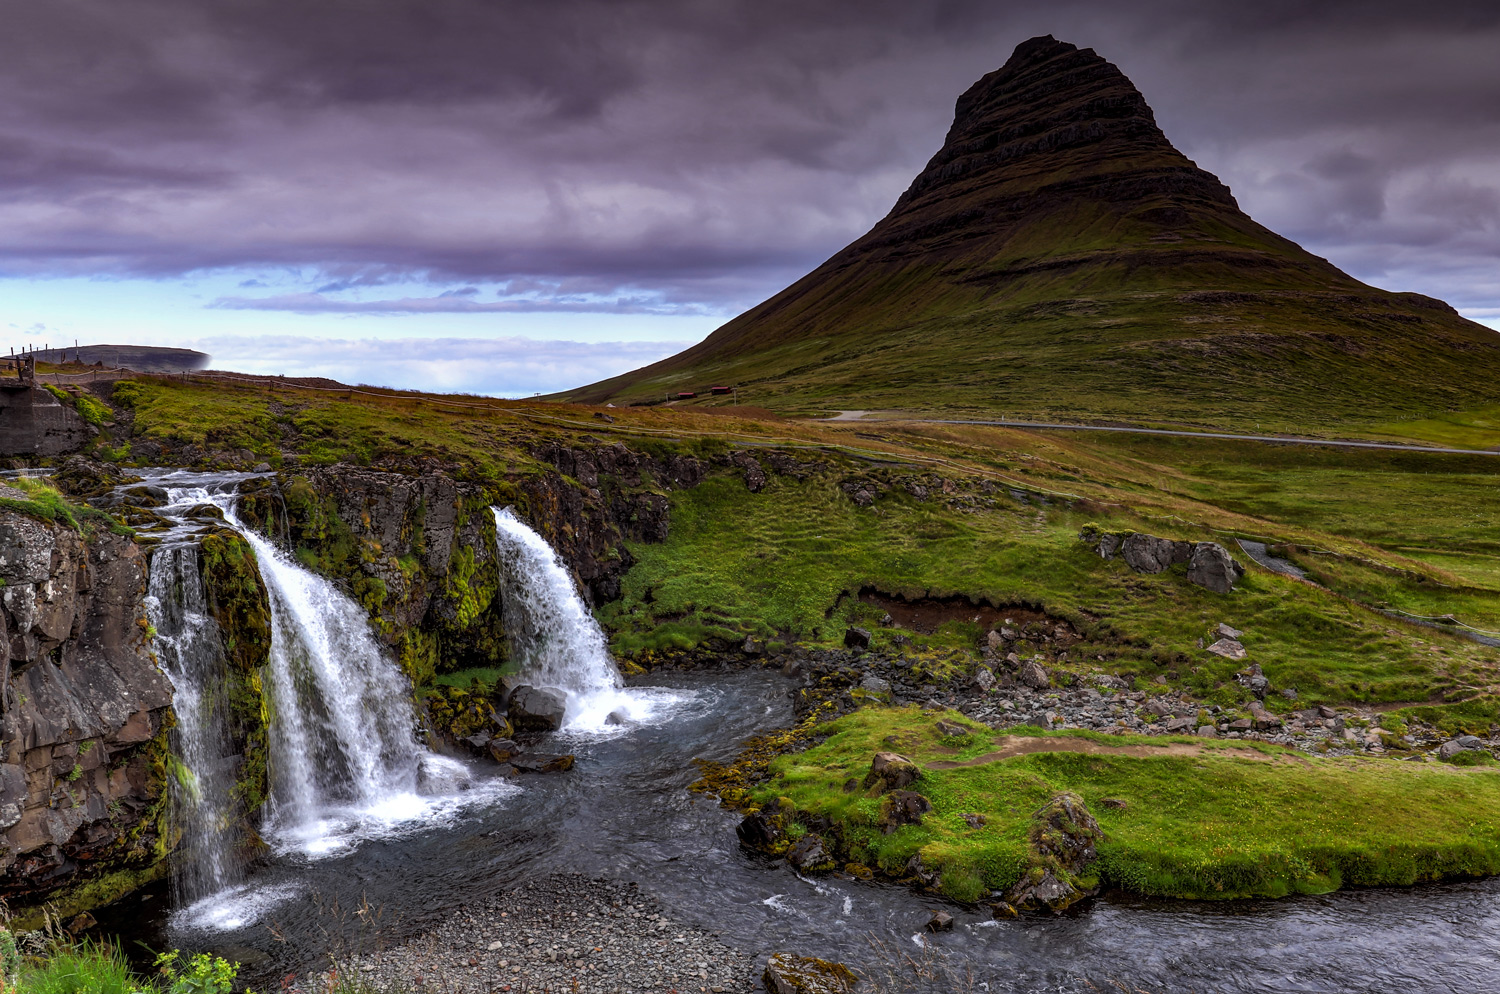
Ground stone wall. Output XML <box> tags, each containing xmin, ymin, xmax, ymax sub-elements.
<box><xmin>0</xmin><ymin>384</ymin><xmax>91</xmax><ymax>457</ymax></box>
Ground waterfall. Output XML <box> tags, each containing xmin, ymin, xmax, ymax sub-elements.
<box><xmin>154</xmin><ymin>481</ymin><xmax>479</xmax><ymax>871</ymax></box>
<box><xmin>147</xmin><ymin>544</ymin><xmax>243</xmax><ymax>902</ymax></box>
<box><xmin>492</xmin><ymin>506</ymin><xmax>658</xmax><ymax>730</ymax></box>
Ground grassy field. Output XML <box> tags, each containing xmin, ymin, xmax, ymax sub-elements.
<box><xmin>601</xmin><ymin>469</ymin><xmax>1495</xmax><ymax>706</ymax></box>
<box><xmin>96</xmin><ymin>375</ymin><xmax>1500</xmax><ymax>710</ymax></box>
<box><xmin>752</xmin><ymin>708</ymin><xmax>1500</xmax><ymax>901</ymax></box>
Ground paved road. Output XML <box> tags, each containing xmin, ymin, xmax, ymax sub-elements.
<box><xmin>907</xmin><ymin>418</ymin><xmax>1500</xmax><ymax>456</ymax></box>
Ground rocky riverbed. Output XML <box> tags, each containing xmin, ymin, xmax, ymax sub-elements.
<box><xmin>299</xmin><ymin>875</ymin><xmax>758</xmax><ymax>994</ymax></box>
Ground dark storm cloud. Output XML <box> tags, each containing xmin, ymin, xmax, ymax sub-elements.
<box><xmin>1</xmin><ymin>0</ymin><xmax>1498</xmax><ymax>314</ymax></box>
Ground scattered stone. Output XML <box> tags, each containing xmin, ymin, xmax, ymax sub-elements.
<box><xmin>1206</xmin><ymin>638</ymin><xmax>1247</xmax><ymax>660</ymax></box>
<box><xmin>961</xmin><ymin>812</ymin><xmax>988</xmax><ymax>828</ymax></box>
<box><xmin>924</xmin><ymin>911</ymin><xmax>954</xmax><ymax>932</ymax></box>
<box><xmin>785</xmin><ymin>833</ymin><xmax>836</xmax><ymax>874</ymax></box>
<box><xmin>1164</xmin><ymin>717</ymin><xmax>1194</xmax><ymax>733</ymax></box>
<box><xmin>742</xmin><ymin>636</ymin><xmax>764</xmax><ymax>656</ymax></box>
<box><xmin>302</xmin><ymin>876</ymin><xmax>751</xmax><ymax>994</ymax></box>
<box><xmin>973</xmin><ymin>666</ymin><xmax>996</xmax><ymax>692</ymax></box>
<box><xmin>935</xmin><ymin>719</ymin><xmax>970</xmax><ymax>737</ymax></box>
<box><xmin>1197</xmin><ymin>725</ymin><xmax>1217</xmax><ymax>738</ymax></box>
<box><xmin>1217</xmin><ymin>623</ymin><xmax>1243</xmax><ymax>639</ymax></box>
<box><xmin>859</xmin><ymin>673</ymin><xmax>892</xmax><ymax>695</ymax></box>
<box><xmin>1099</xmin><ymin>798</ymin><xmax>1128</xmax><ymax>810</ymax></box>
<box><xmin>843</xmin><ymin>627</ymin><xmax>872</xmax><ymax>650</ymax></box>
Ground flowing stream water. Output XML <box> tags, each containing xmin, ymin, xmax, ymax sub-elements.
<box><xmin>107</xmin><ymin>472</ymin><xmax>1500</xmax><ymax>992</ymax></box>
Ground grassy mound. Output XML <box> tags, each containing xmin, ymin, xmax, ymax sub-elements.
<box><xmin>753</xmin><ymin>708</ymin><xmax>1500</xmax><ymax>902</ymax></box>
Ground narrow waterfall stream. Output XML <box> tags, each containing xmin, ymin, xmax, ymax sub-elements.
<box><xmin>146</xmin><ymin>544</ymin><xmax>244</xmax><ymax>903</ymax></box>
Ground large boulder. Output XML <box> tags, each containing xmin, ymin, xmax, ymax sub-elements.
<box><xmin>1187</xmin><ymin>543</ymin><xmax>1245</xmax><ymax>594</ymax></box>
<box><xmin>1019</xmin><ymin>659</ymin><xmax>1051</xmax><ymax>689</ymax></box>
<box><xmin>508</xmin><ymin>686</ymin><xmax>566</xmax><ymax>732</ymax></box>
<box><xmin>862</xmin><ymin>752</ymin><xmax>919</xmax><ymax>793</ymax></box>
<box><xmin>1121</xmin><ymin>533</ymin><xmax>1193</xmax><ymax>573</ymax></box>
<box><xmin>762</xmin><ymin>953</ymin><xmax>857</xmax><ymax>994</ymax></box>
<box><xmin>1005</xmin><ymin>792</ymin><xmax>1103</xmax><ymax>913</ymax></box>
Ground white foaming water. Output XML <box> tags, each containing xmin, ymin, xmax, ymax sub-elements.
<box><xmin>491</xmin><ymin>506</ymin><xmax>679</xmax><ymax>731</ymax></box>
<box><xmin>157</xmin><ymin>484</ymin><xmax>518</xmax><ymax>896</ymax></box>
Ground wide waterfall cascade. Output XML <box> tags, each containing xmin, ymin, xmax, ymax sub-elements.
<box><xmin>146</xmin><ymin>478</ymin><xmax>503</xmax><ymax>893</ymax></box>
<box><xmin>491</xmin><ymin>506</ymin><xmax>677</xmax><ymax>730</ymax></box>
<box><xmin>146</xmin><ymin>544</ymin><xmax>244</xmax><ymax>903</ymax></box>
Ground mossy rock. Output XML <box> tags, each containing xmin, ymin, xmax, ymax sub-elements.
<box><xmin>763</xmin><ymin>953</ymin><xmax>857</xmax><ymax>994</ymax></box>
<box><xmin>199</xmin><ymin>529</ymin><xmax>271</xmax><ymax>674</ymax></box>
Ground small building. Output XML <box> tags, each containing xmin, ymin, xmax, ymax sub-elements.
<box><xmin>676</xmin><ymin>391</ymin><xmax>697</xmax><ymax>399</ymax></box>
<box><xmin>710</xmin><ymin>385</ymin><xmax>733</xmax><ymax>395</ymax></box>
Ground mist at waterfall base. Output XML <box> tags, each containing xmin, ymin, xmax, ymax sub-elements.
<box><xmin>106</xmin><ymin>472</ymin><xmax>1500</xmax><ymax>993</ymax></box>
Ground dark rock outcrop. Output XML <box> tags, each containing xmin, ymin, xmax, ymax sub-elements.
<box><xmin>1084</xmin><ymin>528</ymin><xmax>1244</xmax><ymax>593</ymax></box>
<box><xmin>0</xmin><ymin>510</ymin><xmax>173</xmax><ymax>913</ymax></box>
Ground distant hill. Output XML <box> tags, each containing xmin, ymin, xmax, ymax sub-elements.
<box><xmin>560</xmin><ymin>35</ymin><xmax>1500</xmax><ymax>432</ymax></box>
<box><xmin>27</xmin><ymin>345</ymin><xmax>210</xmax><ymax>373</ymax></box>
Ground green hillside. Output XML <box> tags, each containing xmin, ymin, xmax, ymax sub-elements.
<box><xmin>561</xmin><ymin>36</ymin><xmax>1500</xmax><ymax>435</ymax></box>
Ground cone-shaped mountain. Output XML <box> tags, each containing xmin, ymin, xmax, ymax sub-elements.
<box><xmin>562</xmin><ymin>36</ymin><xmax>1500</xmax><ymax>431</ymax></box>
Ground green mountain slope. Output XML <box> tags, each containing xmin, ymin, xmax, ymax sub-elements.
<box><xmin>561</xmin><ymin>35</ymin><xmax>1500</xmax><ymax>433</ymax></box>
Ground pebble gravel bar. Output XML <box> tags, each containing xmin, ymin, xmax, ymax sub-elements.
<box><xmin>313</xmin><ymin>875</ymin><xmax>758</xmax><ymax>994</ymax></box>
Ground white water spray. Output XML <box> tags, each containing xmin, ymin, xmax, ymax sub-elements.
<box><xmin>159</xmin><ymin>483</ymin><xmax>496</xmax><ymax>864</ymax></box>
<box><xmin>491</xmin><ymin>506</ymin><xmax>666</xmax><ymax>730</ymax></box>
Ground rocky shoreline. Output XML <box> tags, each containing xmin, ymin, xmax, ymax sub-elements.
<box><xmin>684</xmin><ymin>633</ymin><xmax>1497</xmax><ymax>762</ymax></box>
<box><xmin>303</xmin><ymin>875</ymin><xmax>758</xmax><ymax>994</ymax></box>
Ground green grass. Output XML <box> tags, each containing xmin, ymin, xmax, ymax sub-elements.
<box><xmin>755</xmin><ymin>707</ymin><xmax>1500</xmax><ymax>901</ymax></box>
<box><xmin>0</xmin><ymin>478</ymin><xmax>133</xmax><ymax>537</ymax></box>
<box><xmin>17</xmin><ymin>938</ymin><xmax>148</xmax><ymax>994</ymax></box>
<box><xmin>600</xmin><ymin>472</ymin><xmax>1487</xmax><ymax>705</ymax></box>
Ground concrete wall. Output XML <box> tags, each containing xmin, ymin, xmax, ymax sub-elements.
<box><xmin>0</xmin><ymin>385</ymin><xmax>91</xmax><ymax>457</ymax></box>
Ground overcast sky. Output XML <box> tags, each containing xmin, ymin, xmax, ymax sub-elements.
<box><xmin>2</xmin><ymin>0</ymin><xmax>1498</xmax><ymax>394</ymax></box>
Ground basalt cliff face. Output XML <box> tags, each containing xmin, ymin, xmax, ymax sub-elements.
<box><xmin>0</xmin><ymin>506</ymin><xmax>173</xmax><ymax>916</ymax></box>
<box><xmin>563</xmin><ymin>35</ymin><xmax>1500</xmax><ymax>429</ymax></box>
